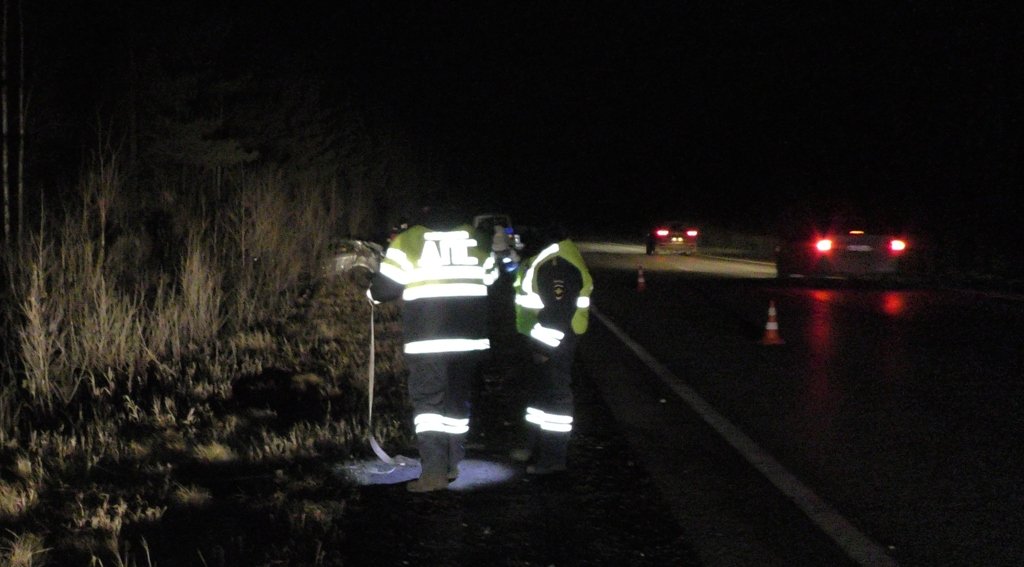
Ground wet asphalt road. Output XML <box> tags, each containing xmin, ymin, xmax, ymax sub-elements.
<box><xmin>579</xmin><ymin>244</ymin><xmax>1024</xmax><ymax>567</ymax></box>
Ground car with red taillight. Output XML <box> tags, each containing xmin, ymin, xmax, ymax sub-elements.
<box><xmin>645</xmin><ymin>221</ymin><xmax>699</xmax><ymax>255</ymax></box>
<box><xmin>775</xmin><ymin>218</ymin><xmax>914</xmax><ymax>279</ymax></box>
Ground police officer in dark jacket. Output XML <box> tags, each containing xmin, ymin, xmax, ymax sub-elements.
<box><xmin>511</xmin><ymin>224</ymin><xmax>594</xmax><ymax>474</ymax></box>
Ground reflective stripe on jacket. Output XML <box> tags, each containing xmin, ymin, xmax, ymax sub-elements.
<box><xmin>372</xmin><ymin>224</ymin><xmax>499</xmax><ymax>354</ymax></box>
<box><xmin>514</xmin><ymin>239</ymin><xmax>593</xmax><ymax>348</ymax></box>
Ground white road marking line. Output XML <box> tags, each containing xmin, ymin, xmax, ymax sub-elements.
<box><xmin>592</xmin><ymin>306</ymin><xmax>899</xmax><ymax>567</ymax></box>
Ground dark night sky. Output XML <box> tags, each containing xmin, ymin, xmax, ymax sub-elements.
<box><xmin>33</xmin><ymin>2</ymin><xmax>1024</xmax><ymax>239</ymax></box>
<box><xmin>319</xmin><ymin>2</ymin><xmax>1022</xmax><ymax>237</ymax></box>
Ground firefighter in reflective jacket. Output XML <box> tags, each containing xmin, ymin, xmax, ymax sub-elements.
<box><xmin>370</xmin><ymin>210</ymin><xmax>499</xmax><ymax>492</ymax></box>
<box><xmin>511</xmin><ymin>228</ymin><xmax>593</xmax><ymax>474</ymax></box>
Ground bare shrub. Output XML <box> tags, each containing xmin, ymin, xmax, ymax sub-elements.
<box><xmin>17</xmin><ymin>217</ymin><xmax>148</xmax><ymax>411</ymax></box>
<box><xmin>18</xmin><ymin>249</ymin><xmax>67</xmax><ymax>407</ymax></box>
<box><xmin>177</xmin><ymin>232</ymin><xmax>224</xmax><ymax>351</ymax></box>
<box><xmin>69</xmin><ymin>276</ymin><xmax>145</xmax><ymax>378</ymax></box>
<box><xmin>221</xmin><ymin>170</ymin><xmax>340</xmax><ymax>327</ymax></box>
<box><xmin>141</xmin><ymin>233</ymin><xmax>223</xmax><ymax>364</ymax></box>
<box><xmin>140</xmin><ymin>277</ymin><xmax>177</xmax><ymax>363</ymax></box>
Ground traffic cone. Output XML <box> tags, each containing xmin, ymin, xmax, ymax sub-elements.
<box><xmin>637</xmin><ymin>265</ymin><xmax>646</xmax><ymax>292</ymax></box>
<box><xmin>760</xmin><ymin>300</ymin><xmax>785</xmax><ymax>345</ymax></box>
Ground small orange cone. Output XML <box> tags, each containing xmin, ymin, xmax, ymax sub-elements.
<box><xmin>760</xmin><ymin>300</ymin><xmax>785</xmax><ymax>345</ymax></box>
<box><xmin>637</xmin><ymin>265</ymin><xmax>646</xmax><ymax>292</ymax></box>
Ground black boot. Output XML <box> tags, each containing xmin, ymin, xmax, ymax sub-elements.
<box><xmin>448</xmin><ymin>433</ymin><xmax>466</xmax><ymax>481</ymax></box>
<box><xmin>408</xmin><ymin>432</ymin><xmax>450</xmax><ymax>492</ymax></box>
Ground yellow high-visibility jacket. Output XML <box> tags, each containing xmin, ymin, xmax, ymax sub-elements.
<box><xmin>514</xmin><ymin>239</ymin><xmax>593</xmax><ymax>349</ymax></box>
<box><xmin>371</xmin><ymin>224</ymin><xmax>499</xmax><ymax>354</ymax></box>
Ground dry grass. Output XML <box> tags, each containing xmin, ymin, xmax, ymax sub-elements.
<box><xmin>170</xmin><ymin>484</ymin><xmax>212</xmax><ymax>508</ymax></box>
<box><xmin>191</xmin><ymin>442</ymin><xmax>236</xmax><ymax>464</ymax></box>
<box><xmin>0</xmin><ymin>532</ymin><xmax>48</xmax><ymax>567</ymax></box>
<box><xmin>0</xmin><ymin>161</ymin><xmax>408</xmax><ymax>565</ymax></box>
<box><xmin>0</xmin><ymin>483</ymin><xmax>38</xmax><ymax>521</ymax></box>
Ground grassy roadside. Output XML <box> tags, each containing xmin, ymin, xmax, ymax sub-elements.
<box><xmin>0</xmin><ymin>161</ymin><xmax>412</xmax><ymax>566</ymax></box>
<box><xmin>1</xmin><ymin>273</ymin><xmax>412</xmax><ymax>566</ymax></box>
<box><xmin>1</xmin><ymin>267</ymin><xmax>410</xmax><ymax>567</ymax></box>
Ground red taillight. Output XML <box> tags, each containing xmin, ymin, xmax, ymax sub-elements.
<box><xmin>890</xmin><ymin>239</ymin><xmax>907</xmax><ymax>252</ymax></box>
<box><xmin>655</xmin><ymin>229</ymin><xmax>669</xmax><ymax>237</ymax></box>
<box><xmin>686</xmin><ymin>229</ymin><xmax>698</xmax><ymax>237</ymax></box>
<box><xmin>815</xmin><ymin>239</ymin><xmax>833</xmax><ymax>252</ymax></box>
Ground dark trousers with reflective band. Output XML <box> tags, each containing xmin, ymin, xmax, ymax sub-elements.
<box><xmin>406</xmin><ymin>351</ymin><xmax>482</xmax><ymax>476</ymax></box>
<box><xmin>523</xmin><ymin>333</ymin><xmax>578</xmax><ymax>469</ymax></box>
